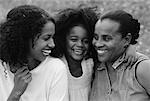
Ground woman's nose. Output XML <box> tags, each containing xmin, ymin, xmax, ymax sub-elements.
<box><xmin>48</xmin><ymin>38</ymin><xmax>55</xmax><ymax>48</ymax></box>
<box><xmin>93</xmin><ymin>39</ymin><xmax>104</xmax><ymax>47</ymax></box>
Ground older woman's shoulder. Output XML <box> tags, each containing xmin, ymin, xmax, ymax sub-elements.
<box><xmin>136</xmin><ymin>57</ymin><xmax>150</xmax><ymax>93</ymax></box>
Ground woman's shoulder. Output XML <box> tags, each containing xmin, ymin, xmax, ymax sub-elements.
<box><xmin>45</xmin><ymin>56</ymin><xmax>66</xmax><ymax>70</ymax></box>
<box><xmin>136</xmin><ymin>52</ymin><xmax>150</xmax><ymax>77</ymax></box>
<box><xmin>46</xmin><ymin>56</ymin><xmax>64</xmax><ymax>63</ymax></box>
<box><xmin>136</xmin><ymin>58</ymin><xmax>150</xmax><ymax>93</ymax></box>
<box><xmin>136</xmin><ymin>59</ymin><xmax>150</xmax><ymax>75</ymax></box>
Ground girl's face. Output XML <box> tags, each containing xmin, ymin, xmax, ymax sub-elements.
<box><xmin>65</xmin><ymin>25</ymin><xmax>89</xmax><ymax>61</ymax></box>
<box><xmin>29</xmin><ymin>21</ymin><xmax>55</xmax><ymax>62</ymax></box>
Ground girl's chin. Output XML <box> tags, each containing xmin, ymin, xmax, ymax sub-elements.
<box><xmin>70</xmin><ymin>55</ymin><xmax>83</xmax><ymax>61</ymax></box>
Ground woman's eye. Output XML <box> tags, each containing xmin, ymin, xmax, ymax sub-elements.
<box><xmin>43</xmin><ymin>37</ymin><xmax>49</xmax><ymax>41</ymax></box>
<box><xmin>42</xmin><ymin>34</ymin><xmax>54</xmax><ymax>41</ymax></box>
<box><xmin>43</xmin><ymin>36</ymin><xmax>51</xmax><ymax>41</ymax></box>
<box><xmin>103</xmin><ymin>35</ymin><xmax>112</xmax><ymax>41</ymax></box>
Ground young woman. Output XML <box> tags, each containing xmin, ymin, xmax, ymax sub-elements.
<box><xmin>0</xmin><ymin>5</ymin><xmax>68</xmax><ymax>101</ymax></box>
<box><xmin>53</xmin><ymin>6</ymin><xmax>98</xmax><ymax>101</ymax></box>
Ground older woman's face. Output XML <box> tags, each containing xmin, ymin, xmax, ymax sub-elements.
<box><xmin>29</xmin><ymin>21</ymin><xmax>55</xmax><ymax>62</ymax></box>
<box><xmin>93</xmin><ymin>19</ymin><xmax>128</xmax><ymax>63</ymax></box>
<box><xmin>65</xmin><ymin>25</ymin><xmax>89</xmax><ymax>61</ymax></box>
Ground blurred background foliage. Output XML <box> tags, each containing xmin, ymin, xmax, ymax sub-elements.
<box><xmin>0</xmin><ymin>0</ymin><xmax>150</xmax><ymax>57</ymax></box>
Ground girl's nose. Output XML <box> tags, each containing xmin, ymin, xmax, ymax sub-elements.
<box><xmin>77</xmin><ymin>40</ymin><xmax>84</xmax><ymax>47</ymax></box>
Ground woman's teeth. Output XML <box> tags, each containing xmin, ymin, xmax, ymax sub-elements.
<box><xmin>42</xmin><ymin>50</ymin><xmax>51</xmax><ymax>56</ymax></box>
<box><xmin>97</xmin><ymin>50</ymin><xmax>106</xmax><ymax>54</ymax></box>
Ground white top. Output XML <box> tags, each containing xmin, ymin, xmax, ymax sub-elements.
<box><xmin>0</xmin><ymin>57</ymin><xmax>68</xmax><ymax>101</ymax></box>
<box><xmin>61</xmin><ymin>57</ymin><xmax>94</xmax><ymax>101</ymax></box>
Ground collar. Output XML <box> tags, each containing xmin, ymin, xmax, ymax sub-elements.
<box><xmin>61</xmin><ymin>55</ymin><xmax>93</xmax><ymax>66</ymax></box>
<box><xmin>112</xmin><ymin>53</ymin><xmax>126</xmax><ymax>69</ymax></box>
<box><xmin>97</xmin><ymin>53</ymin><xmax>126</xmax><ymax>71</ymax></box>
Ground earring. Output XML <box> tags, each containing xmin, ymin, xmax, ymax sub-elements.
<box><xmin>124</xmin><ymin>44</ymin><xmax>129</xmax><ymax>49</ymax></box>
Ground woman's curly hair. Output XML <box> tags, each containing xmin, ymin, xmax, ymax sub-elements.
<box><xmin>0</xmin><ymin>5</ymin><xmax>55</xmax><ymax>68</ymax></box>
<box><xmin>101</xmin><ymin>10</ymin><xmax>140</xmax><ymax>45</ymax></box>
<box><xmin>52</xmin><ymin>5</ymin><xmax>99</xmax><ymax>59</ymax></box>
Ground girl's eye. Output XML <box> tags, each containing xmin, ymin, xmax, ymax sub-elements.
<box><xmin>94</xmin><ymin>33</ymin><xmax>99</xmax><ymax>40</ymax></box>
<box><xmin>83</xmin><ymin>39</ymin><xmax>89</xmax><ymax>44</ymax></box>
<box><xmin>70</xmin><ymin>37</ymin><xmax>78</xmax><ymax>42</ymax></box>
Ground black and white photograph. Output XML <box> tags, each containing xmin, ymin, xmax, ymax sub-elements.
<box><xmin>0</xmin><ymin>0</ymin><xmax>150</xmax><ymax>101</ymax></box>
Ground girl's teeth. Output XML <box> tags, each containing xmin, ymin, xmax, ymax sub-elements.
<box><xmin>74</xmin><ymin>50</ymin><xmax>82</xmax><ymax>55</ymax></box>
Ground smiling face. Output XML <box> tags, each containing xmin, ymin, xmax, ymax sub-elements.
<box><xmin>65</xmin><ymin>25</ymin><xmax>89</xmax><ymax>61</ymax></box>
<box><xmin>93</xmin><ymin>19</ymin><xmax>128</xmax><ymax>63</ymax></box>
<box><xmin>29</xmin><ymin>21</ymin><xmax>55</xmax><ymax>62</ymax></box>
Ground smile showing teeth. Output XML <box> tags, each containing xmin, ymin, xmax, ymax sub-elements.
<box><xmin>97</xmin><ymin>50</ymin><xmax>106</xmax><ymax>54</ymax></box>
<box><xmin>74</xmin><ymin>50</ymin><xmax>83</xmax><ymax>55</ymax></box>
<box><xmin>42</xmin><ymin>50</ymin><xmax>51</xmax><ymax>56</ymax></box>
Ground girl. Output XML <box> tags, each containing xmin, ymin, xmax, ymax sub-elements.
<box><xmin>53</xmin><ymin>6</ymin><xmax>98</xmax><ymax>101</ymax></box>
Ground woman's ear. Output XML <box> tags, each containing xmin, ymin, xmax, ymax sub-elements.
<box><xmin>124</xmin><ymin>33</ymin><xmax>132</xmax><ymax>48</ymax></box>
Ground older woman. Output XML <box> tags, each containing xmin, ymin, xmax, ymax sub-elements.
<box><xmin>90</xmin><ymin>10</ymin><xmax>150</xmax><ymax>101</ymax></box>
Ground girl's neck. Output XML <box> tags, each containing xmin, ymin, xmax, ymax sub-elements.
<box><xmin>65</xmin><ymin>55</ymin><xmax>83</xmax><ymax>77</ymax></box>
<box><xmin>65</xmin><ymin>55</ymin><xmax>81</xmax><ymax>66</ymax></box>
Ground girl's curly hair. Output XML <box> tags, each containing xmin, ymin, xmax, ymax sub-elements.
<box><xmin>0</xmin><ymin>5</ymin><xmax>55</xmax><ymax>68</ymax></box>
<box><xmin>52</xmin><ymin>5</ymin><xmax>99</xmax><ymax>59</ymax></box>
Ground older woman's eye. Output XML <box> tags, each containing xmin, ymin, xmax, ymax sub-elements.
<box><xmin>103</xmin><ymin>35</ymin><xmax>112</xmax><ymax>42</ymax></box>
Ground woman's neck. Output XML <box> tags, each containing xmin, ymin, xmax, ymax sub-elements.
<box><xmin>27</xmin><ymin>57</ymin><xmax>41</xmax><ymax>71</ymax></box>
